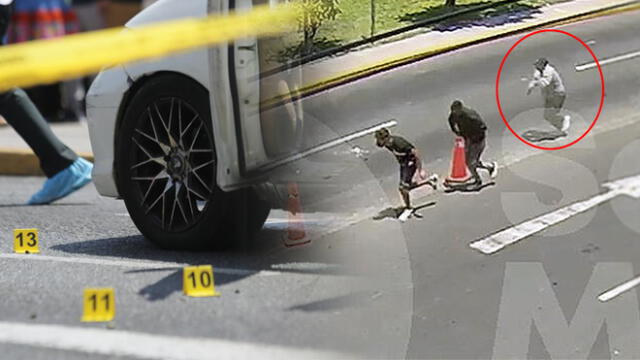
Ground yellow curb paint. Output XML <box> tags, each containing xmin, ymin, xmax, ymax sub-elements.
<box><xmin>0</xmin><ymin>4</ymin><xmax>296</xmax><ymax>92</ymax></box>
<box><xmin>281</xmin><ymin>1</ymin><xmax>640</xmax><ymax>103</ymax></box>
<box><xmin>0</xmin><ymin>149</ymin><xmax>93</xmax><ymax>176</ymax></box>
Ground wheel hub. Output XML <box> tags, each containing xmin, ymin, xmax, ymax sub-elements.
<box><xmin>166</xmin><ymin>148</ymin><xmax>188</xmax><ymax>181</ymax></box>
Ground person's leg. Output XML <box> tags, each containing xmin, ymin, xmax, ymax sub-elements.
<box><xmin>472</xmin><ymin>136</ymin><xmax>498</xmax><ymax>180</ymax></box>
<box><xmin>0</xmin><ymin>89</ymin><xmax>93</xmax><ymax>205</ymax></box>
<box><xmin>0</xmin><ymin>89</ymin><xmax>77</xmax><ymax>177</ymax></box>
<box><xmin>400</xmin><ymin>188</ymin><xmax>411</xmax><ymax>209</ymax></box>
<box><xmin>465</xmin><ymin>138</ymin><xmax>482</xmax><ymax>184</ymax></box>
<box><xmin>400</xmin><ymin>162</ymin><xmax>416</xmax><ymax>208</ymax></box>
<box><xmin>0</xmin><ymin>5</ymin><xmax>10</xmax><ymax>39</ymax></box>
<box><xmin>543</xmin><ymin>96</ymin><xmax>560</xmax><ymax>129</ymax></box>
<box><xmin>555</xmin><ymin>92</ymin><xmax>569</xmax><ymax>132</ymax></box>
<box><xmin>544</xmin><ymin>93</ymin><xmax>567</xmax><ymax>131</ymax></box>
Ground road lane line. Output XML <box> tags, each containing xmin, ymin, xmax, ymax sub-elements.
<box><xmin>0</xmin><ymin>253</ymin><xmax>280</xmax><ymax>277</ymax></box>
<box><xmin>598</xmin><ymin>275</ymin><xmax>640</xmax><ymax>302</ymax></box>
<box><xmin>0</xmin><ymin>321</ymin><xmax>348</xmax><ymax>360</ymax></box>
<box><xmin>470</xmin><ymin>174</ymin><xmax>640</xmax><ymax>255</ymax></box>
<box><xmin>576</xmin><ymin>49</ymin><xmax>640</xmax><ymax>71</ymax></box>
<box><xmin>598</xmin><ymin>276</ymin><xmax>640</xmax><ymax>302</ymax></box>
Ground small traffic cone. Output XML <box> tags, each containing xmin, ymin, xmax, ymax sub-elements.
<box><xmin>284</xmin><ymin>182</ymin><xmax>310</xmax><ymax>247</ymax></box>
<box><xmin>445</xmin><ymin>136</ymin><xmax>471</xmax><ymax>186</ymax></box>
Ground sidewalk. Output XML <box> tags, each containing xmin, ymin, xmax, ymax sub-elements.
<box><xmin>299</xmin><ymin>0</ymin><xmax>640</xmax><ymax>97</ymax></box>
<box><xmin>0</xmin><ymin>121</ymin><xmax>93</xmax><ymax>176</ymax></box>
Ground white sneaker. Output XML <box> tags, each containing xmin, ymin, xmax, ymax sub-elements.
<box><xmin>428</xmin><ymin>174</ymin><xmax>439</xmax><ymax>190</ymax></box>
<box><xmin>561</xmin><ymin>115</ymin><xmax>571</xmax><ymax>132</ymax></box>
<box><xmin>489</xmin><ymin>161</ymin><xmax>498</xmax><ymax>179</ymax></box>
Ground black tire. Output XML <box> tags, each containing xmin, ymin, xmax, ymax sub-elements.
<box><xmin>116</xmin><ymin>74</ymin><xmax>232</xmax><ymax>250</ymax></box>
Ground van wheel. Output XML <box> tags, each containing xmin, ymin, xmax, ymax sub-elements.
<box><xmin>116</xmin><ymin>74</ymin><xmax>232</xmax><ymax>250</ymax></box>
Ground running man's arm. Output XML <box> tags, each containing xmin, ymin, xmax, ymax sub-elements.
<box><xmin>411</xmin><ymin>148</ymin><xmax>422</xmax><ymax>170</ymax></box>
<box><xmin>528</xmin><ymin>68</ymin><xmax>553</xmax><ymax>93</ymax></box>
<box><xmin>448</xmin><ymin>114</ymin><xmax>460</xmax><ymax>135</ymax></box>
<box><xmin>527</xmin><ymin>70</ymin><xmax>540</xmax><ymax>94</ymax></box>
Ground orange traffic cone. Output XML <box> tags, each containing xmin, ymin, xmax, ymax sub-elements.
<box><xmin>445</xmin><ymin>136</ymin><xmax>471</xmax><ymax>186</ymax></box>
<box><xmin>284</xmin><ymin>182</ymin><xmax>310</xmax><ymax>247</ymax></box>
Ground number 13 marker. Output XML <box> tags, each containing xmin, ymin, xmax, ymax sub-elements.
<box><xmin>183</xmin><ymin>265</ymin><xmax>220</xmax><ymax>297</ymax></box>
<box><xmin>13</xmin><ymin>229</ymin><xmax>39</xmax><ymax>254</ymax></box>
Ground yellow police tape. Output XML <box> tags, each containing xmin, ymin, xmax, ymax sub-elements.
<box><xmin>0</xmin><ymin>4</ymin><xmax>297</xmax><ymax>92</ymax></box>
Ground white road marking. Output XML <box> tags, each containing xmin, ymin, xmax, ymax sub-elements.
<box><xmin>575</xmin><ymin>49</ymin><xmax>640</xmax><ymax>71</ymax></box>
<box><xmin>271</xmin><ymin>262</ymin><xmax>341</xmax><ymax>272</ymax></box>
<box><xmin>599</xmin><ymin>275</ymin><xmax>640</xmax><ymax>302</ymax></box>
<box><xmin>470</xmin><ymin>174</ymin><xmax>640</xmax><ymax>255</ymax></box>
<box><xmin>259</xmin><ymin>119</ymin><xmax>398</xmax><ymax>172</ymax></box>
<box><xmin>0</xmin><ymin>321</ymin><xmax>348</xmax><ymax>360</ymax></box>
<box><xmin>0</xmin><ymin>253</ymin><xmax>280</xmax><ymax>277</ymax></box>
<box><xmin>264</xmin><ymin>210</ymin><xmax>356</xmax><ymax>229</ymax></box>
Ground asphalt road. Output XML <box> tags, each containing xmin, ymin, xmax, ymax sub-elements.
<box><xmin>1</xmin><ymin>7</ymin><xmax>640</xmax><ymax>360</ymax></box>
<box><xmin>294</xmin><ymin>6</ymin><xmax>640</xmax><ymax>359</ymax></box>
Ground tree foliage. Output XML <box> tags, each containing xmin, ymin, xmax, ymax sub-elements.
<box><xmin>298</xmin><ymin>0</ymin><xmax>341</xmax><ymax>55</ymax></box>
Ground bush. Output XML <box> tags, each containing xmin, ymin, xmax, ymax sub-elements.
<box><xmin>298</xmin><ymin>0</ymin><xmax>341</xmax><ymax>55</ymax></box>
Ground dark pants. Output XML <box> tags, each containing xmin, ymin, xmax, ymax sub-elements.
<box><xmin>399</xmin><ymin>160</ymin><xmax>417</xmax><ymax>190</ymax></box>
<box><xmin>543</xmin><ymin>92</ymin><xmax>566</xmax><ymax>130</ymax></box>
<box><xmin>465</xmin><ymin>135</ymin><xmax>488</xmax><ymax>183</ymax></box>
<box><xmin>0</xmin><ymin>5</ymin><xmax>77</xmax><ymax>178</ymax></box>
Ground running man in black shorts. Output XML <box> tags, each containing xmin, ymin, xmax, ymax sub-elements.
<box><xmin>375</xmin><ymin>128</ymin><xmax>437</xmax><ymax>210</ymax></box>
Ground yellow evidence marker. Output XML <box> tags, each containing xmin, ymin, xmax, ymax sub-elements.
<box><xmin>183</xmin><ymin>265</ymin><xmax>220</xmax><ymax>297</ymax></box>
<box><xmin>13</xmin><ymin>229</ymin><xmax>39</xmax><ymax>254</ymax></box>
<box><xmin>82</xmin><ymin>288</ymin><xmax>115</xmax><ymax>322</ymax></box>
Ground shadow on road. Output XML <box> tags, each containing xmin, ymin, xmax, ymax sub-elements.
<box><xmin>373</xmin><ymin>201</ymin><xmax>436</xmax><ymax>221</ymax></box>
<box><xmin>373</xmin><ymin>206</ymin><xmax>404</xmax><ymax>220</ymax></box>
<box><xmin>444</xmin><ymin>181</ymin><xmax>496</xmax><ymax>193</ymax></box>
<box><xmin>287</xmin><ymin>291</ymin><xmax>375</xmax><ymax>312</ymax></box>
<box><xmin>398</xmin><ymin>2</ymin><xmax>546</xmax><ymax>33</ymax></box>
<box><xmin>521</xmin><ymin>128</ymin><xmax>567</xmax><ymax>142</ymax></box>
<box><xmin>126</xmin><ymin>269</ymin><xmax>245</xmax><ymax>301</ymax></box>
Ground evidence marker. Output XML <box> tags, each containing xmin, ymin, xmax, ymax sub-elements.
<box><xmin>183</xmin><ymin>265</ymin><xmax>220</xmax><ymax>297</ymax></box>
<box><xmin>13</xmin><ymin>228</ymin><xmax>39</xmax><ymax>254</ymax></box>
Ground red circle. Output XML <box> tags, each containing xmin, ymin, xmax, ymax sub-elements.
<box><xmin>495</xmin><ymin>29</ymin><xmax>605</xmax><ymax>150</ymax></box>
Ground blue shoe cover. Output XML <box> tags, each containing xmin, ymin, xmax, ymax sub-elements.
<box><xmin>27</xmin><ymin>158</ymin><xmax>93</xmax><ymax>205</ymax></box>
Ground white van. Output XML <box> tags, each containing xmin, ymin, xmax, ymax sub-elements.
<box><xmin>86</xmin><ymin>0</ymin><xmax>304</xmax><ymax>249</ymax></box>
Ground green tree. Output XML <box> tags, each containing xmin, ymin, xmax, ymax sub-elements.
<box><xmin>298</xmin><ymin>0</ymin><xmax>341</xmax><ymax>55</ymax></box>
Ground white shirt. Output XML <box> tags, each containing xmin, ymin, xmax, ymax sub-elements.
<box><xmin>0</xmin><ymin>0</ymin><xmax>13</xmax><ymax>5</ymax></box>
<box><xmin>529</xmin><ymin>64</ymin><xmax>565</xmax><ymax>96</ymax></box>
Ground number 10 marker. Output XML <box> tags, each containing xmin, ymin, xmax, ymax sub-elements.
<box><xmin>183</xmin><ymin>265</ymin><xmax>220</xmax><ymax>297</ymax></box>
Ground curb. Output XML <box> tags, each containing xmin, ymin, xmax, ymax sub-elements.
<box><xmin>0</xmin><ymin>148</ymin><xmax>94</xmax><ymax>176</ymax></box>
<box><xmin>291</xmin><ymin>0</ymin><xmax>640</xmax><ymax>103</ymax></box>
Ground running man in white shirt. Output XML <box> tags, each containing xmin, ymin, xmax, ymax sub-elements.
<box><xmin>527</xmin><ymin>57</ymin><xmax>571</xmax><ymax>134</ymax></box>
